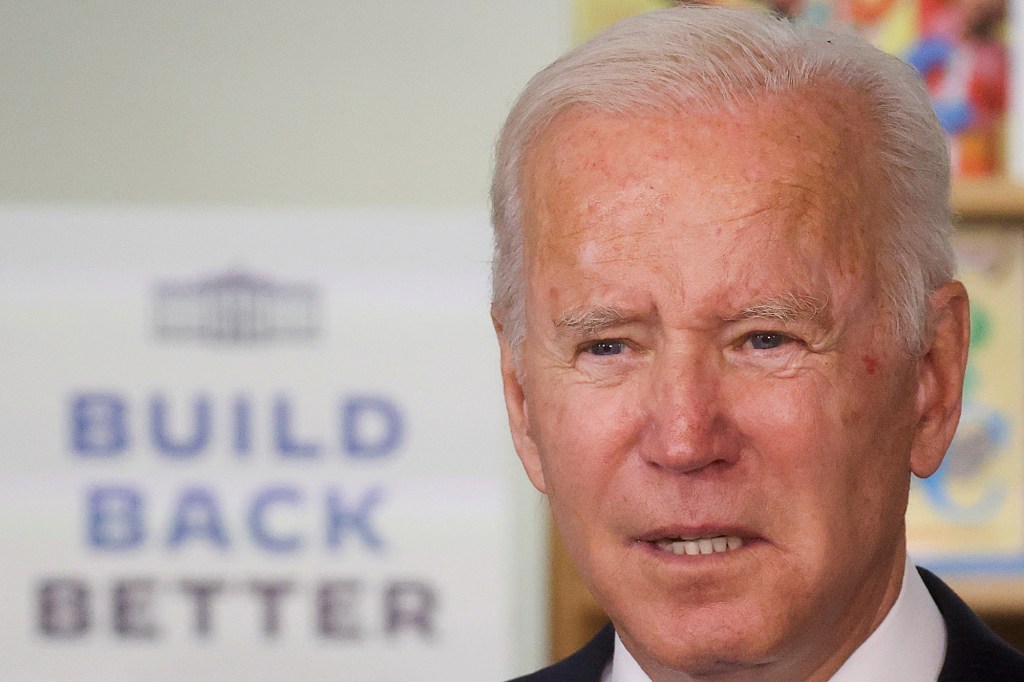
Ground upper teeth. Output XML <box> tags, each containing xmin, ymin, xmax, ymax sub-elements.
<box><xmin>657</xmin><ymin>536</ymin><xmax>743</xmax><ymax>555</ymax></box>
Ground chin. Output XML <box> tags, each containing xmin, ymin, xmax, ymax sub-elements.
<box><xmin>613</xmin><ymin>599</ymin><xmax>785</xmax><ymax>678</ymax></box>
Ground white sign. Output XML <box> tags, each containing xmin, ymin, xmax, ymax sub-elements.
<box><xmin>0</xmin><ymin>207</ymin><xmax>539</xmax><ymax>681</ymax></box>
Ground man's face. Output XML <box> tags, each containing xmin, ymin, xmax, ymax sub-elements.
<box><xmin>500</xmin><ymin>93</ymin><xmax>956</xmax><ymax>680</ymax></box>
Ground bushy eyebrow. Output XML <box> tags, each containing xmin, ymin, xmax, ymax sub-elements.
<box><xmin>552</xmin><ymin>293</ymin><xmax>830</xmax><ymax>338</ymax></box>
<box><xmin>729</xmin><ymin>292</ymin><xmax>829</xmax><ymax>324</ymax></box>
<box><xmin>554</xmin><ymin>305</ymin><xmax>628</xmax><ymax>337</ymax></box>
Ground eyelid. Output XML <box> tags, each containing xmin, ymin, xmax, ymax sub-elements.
<box><xmin>582</xmin><ymin>337</ymin><xmax>626</xmax><ymax>349</ymax></box>
<box><xmin>732</xmin><ymin>317</ymin><xmax>808</xmax><ymax>337</ymax></box>
<box><xmin>748</xmin><ymin>330</ymin><xmax>794</xmax><ymax>339</ymax></box>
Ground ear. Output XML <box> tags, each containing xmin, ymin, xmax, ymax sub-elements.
<box><xmin>492</xmin><ymin>311</ymin><xmax>548</xmax><ymax>494</ymax></box>
<box><xmin>910</xmin><ymin>281</ymin><xmax>970</xmax><ymax>478</ymax></box>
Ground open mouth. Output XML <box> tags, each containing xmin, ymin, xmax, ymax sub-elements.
<box><xmin>653</xmin><ymin>535</ymin><xmax>744</xmax><ymax>556</ymax></box>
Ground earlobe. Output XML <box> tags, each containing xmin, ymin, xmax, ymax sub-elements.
<box><xmin>910</xmin><ymin>281</ymin><xmax>971</xmax><ymax>478</ymax></box>
<box><xmin>492</xmin><ymin>312</ymin><xmax>548</xmax><ymax>494</ymax></box>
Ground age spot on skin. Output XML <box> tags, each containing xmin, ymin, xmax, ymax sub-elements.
<box><xmin>862</xmin><ymin>355</ymin><xmax>878</xmax><ymax>375</ymax></box>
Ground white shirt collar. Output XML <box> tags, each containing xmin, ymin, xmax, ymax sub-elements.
<box><xmin>602</xmin><ymin>557</ymin><xmax>946</xmax><ymax>682</ymax></box>
<box><xmin>828</xmin><ymin>557</ymin><xmax>946</xmax><ymax>682</ymax></box>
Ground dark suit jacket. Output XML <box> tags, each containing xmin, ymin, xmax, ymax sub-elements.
<box><xmin>509</xmin><ymin>567</ymin><xmax>1024</xmax><ymax>681</ymax></box>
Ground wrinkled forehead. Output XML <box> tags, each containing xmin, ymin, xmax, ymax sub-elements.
<box><xmin>519</xmin><ymin>86</ymin><xmax>887</xmax><ymax>277</ymax></box>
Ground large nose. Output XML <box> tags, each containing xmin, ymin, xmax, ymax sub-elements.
<box><xmin>638</xmin><ymin>347</ymin><xmax>738</xmax><ymax>473</ymax></box>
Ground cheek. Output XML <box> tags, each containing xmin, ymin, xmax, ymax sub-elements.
<box><xmin>529</xmin><ymin>381</ymin><xmax>644</xmax><ymax>499</ymax></box>
<box><xmin>730</xmin><ymin>371</ymin><xmax>913</xmax><ymax>535</ymax></box>
<box><xmin>729</xmin><ymin>375</ymin><xmax>838</xmax><ymax>455</ymax></box>
<box><xmin>727</xmin><ymin>374</ymin><xmax>858</xmax><ymax>512</ymax></box>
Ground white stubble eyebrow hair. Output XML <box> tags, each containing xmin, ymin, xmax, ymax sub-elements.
<box><xmin>553</xmin><ymin>294</ymin><xmax>828</xmax><ymax>338</ymax></box>
<box><xmin>554</xmin><ymin>305</ymin><xmax>628</xmax><ymax>337</ymax></box>
<box><xmin>731</xmin><ymin>292</ymin><xmax>829</xmax><ymax>323</ymax></box>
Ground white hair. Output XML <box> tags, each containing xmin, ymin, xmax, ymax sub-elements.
<box><xmin>490</xmin><ymin>4</ymin><xmax>954</xmax><ymax>361</ymax></box>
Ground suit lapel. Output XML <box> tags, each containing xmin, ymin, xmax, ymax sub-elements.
<box><xmin>919</xmin><ymin>567</ymin><xmax>1024</xmax><ymax>681</ymax></box>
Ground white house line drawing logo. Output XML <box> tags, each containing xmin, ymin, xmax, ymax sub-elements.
<box><xmin>153</xmin><ymin>270</ymin><xmax>321</xmax><ymax>343</ymax></box>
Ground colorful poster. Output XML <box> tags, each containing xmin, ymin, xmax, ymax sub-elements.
<box><xmin>783</xmin><ymin>0</ymin><xmax>1010</xmax><ymax>178</ymax></box>
<box><xmin>571</xmin><ymin>0</ymin><xmax>1010</xmax><ymax>178</ymax></box>
<box><xmin>908</xmin><ymin>226</ymin><xmax>1024</xmax><ymax>573</ymax></box>
<box><xmin>572</xmin><ymin>0</ymin><xmax>675</xmax><ymax>42</ymax></box>
<box><xmin>0</xmin><ymin>207</ymin><xmax>536</xmax><ymax>681</ymax></box>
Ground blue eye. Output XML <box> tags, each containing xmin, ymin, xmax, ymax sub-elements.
<box><xmin>589</xmin><ymin>340</ymin><xmax>626</xmax><ymax>356</ymax></box>
<box><xmin>749</xmin><ymin>332</ymin><xmax>789</xmax><ymax>350</ymax></box>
